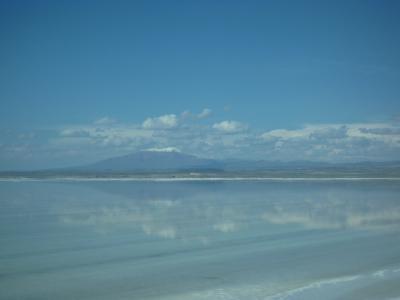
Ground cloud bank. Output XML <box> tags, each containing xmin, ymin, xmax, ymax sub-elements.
<box><xmin>142</xmin><ymin>114</ymin><xmax>178</xmax><ymax>129</ymax></box>
<box><xmin>212</xmin><ymin>120</ymin><xmax>248</xmax><ymax>133</ymax></box>
<box><xmin>1</xmin><ymin>108</ymin><xmax>400</xmax><ymax>169</ymax></box>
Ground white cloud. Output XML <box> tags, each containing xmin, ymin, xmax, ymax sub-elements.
<box><xmin>55</xmin><ymin>124</ymin><xmax>155</xmax><ymax>157</ymax></box>
<box><xmin>54</xmin><ymin>121</ymin><xmax>400</xmax><ymax>163</ymax></box>
<box><xmin>60</xmin><ymin>128</ymin><xmax>91</xmax><ymax>137</ymax></box>
<box><xmin>94</xmin><ymin>116</ymin><xmax>116</xmax><ymax>125</ymax></box>
<box><xmin>261</xmin><ymin>128</ymin><xmax>312</xmax><ymax>140</ymax></box>
<box><xmin>3</xmin><ymin>112</ymin><xmax>400</xmax><ymax>170</ymax></box>
<box><xmin>261</xmin><ymin>124</ymin><xmax>349</xmax><ymax>140</ymax></box>
<box><xmin>197</xmin><ymin>108</ymin><xmax>212</xmax><ymax>119</ymax></box>
<box><xmin>261</xmin><ymin>200</ymin><xmax>400</xmax><ymax>231</ymax></box>
<box><xmin>146</xmin><ymin>147</ymin><xmax>181</xmax><ymax>152</ymax></box>
<box><xmin>142</xmin><ymin>114</ymin><xmax>178</xmax><ymax>129</ymax></box>
<box><xmin>212</xmin><ymin>120</ymin><xmax>248</xmax><ymax>133</ymax></box>
<box><xmin>142</xmin><ymin>225</ymin><xmax>177</xmax><ymax>239</ymax></box>
<box><xmin>181</xmin><ymin>110</ymin><xmax>192</xmax><ymax>119</ymax></box>
<box><xmin>259</xmin><ymin>123</ymin><xmax>400</xmax><ymax>162</ymax></box>
<box><xmin>346</xmin><ymin>123</ymin><xmax>400</xmax><ymax>144</ymax></box>
<box><xmin>180</xmin><ymin>108</ymin><xmax>211</xmax><ymax>120</ymax></box>
<box><xmin>213</xmin><ymin>221</ymin><xmax>237</xmax><ymax>233</ymax></box>
<box><xmin>261</xmin><ymin>123</ymin><xmax>400</xmax><ymax>143</ymax></box>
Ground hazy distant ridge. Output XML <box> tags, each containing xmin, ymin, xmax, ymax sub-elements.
<box><xmin>78</xmin><ymin>150</ymin><xmax>223</xmax><ymax>172</ymax></box>
<box><xmin>70</xmin><ymin>150</ymin><xmax>400</xmax><ymax>172</ymax></box>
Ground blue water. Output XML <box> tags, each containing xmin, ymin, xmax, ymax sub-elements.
<box><xmin>1</xmin><ymin>180</ymin><xmax>400</xmax><ymax>299</ymax></box>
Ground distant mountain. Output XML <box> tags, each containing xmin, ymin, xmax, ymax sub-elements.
<box><xmin>1</xmin><ymin>150</ymin><xmax>399</xmax><ymax>177</ymax></box>
<box><xmin>77</xmin><ymin>150</ymin><xmax>222</xmax><ymax>172</ymax></box>
<box><xmin>70</xmin><ymin>150</ymin><xmax>400</xmax><ymax>173</ymax></box>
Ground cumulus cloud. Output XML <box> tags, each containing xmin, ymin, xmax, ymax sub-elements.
<box><xmin>43</xmin><ymin>120</ymin><xmax>400</xmax><ymax>165</ymax></box>
<box><xmin>60</xmin><ymin>128</ymin><xmax>92</xmax><ymax>137</ymax></box>
<box><xmin>180</xmin><ymin>110</ymin><xmax>192</xmax><ymax>119</ymax></box>
<box><xmin>3</xmin><ymin>109</ymin><xmax>400</xmax><ymax>170</ymax></box>
<box><xmin>259</xmin><ymin>123</ymin><xmax>400</xmax><ymax>161</ymax></box>
<box><xmin>261</xmin><ymin>199</ymin><xmax>400</xmax><ymax>231</ymax></box>
<box><xmin>261</xmin><ymin>125</ymin><xmax>348</xmax><ymax>141</ymax></box>
<box><xmin>180</xmin><ymin>108</ymin><xmax>212</xmax><ymax>120</ymax></box>
<box><xmin>213</xmin><ymin>221</ymin><xmax>238</xmax><ymax>233</ymax></box>
<box><xmin>142</xmin><ymin>225</ymin><xmax>176</xmax><ymax>239</ymax></box>
<box><xmin>52</xmin><ymin>124</ymin><xmax>156</xmax><ymax>163</ymax></box>
<box><xmin>261</xmin><ymin>128</ymin><xmax>312</xmax><ymax>140</ymax></box>
<box><xmin>359</xmin><ymin>127</ymin><xmax>400</xmax><ymax>135</ymax></box>
<box><xmin>261</xmin><ymin>123</ymin><xmax>400</xmax><ymax>143</ymax></box>
<box><xmin>197</xmin><ymin>108</ymin><xmax>212</xmax><ymax>119</ymax></box>
<box><xmin>94</xmin><ymin>116</ymin><xmax>116</xmax><ymax>125</ymax></box>
<box><xmin>212</xmin><ymin>120</ymin><xmax>248</xmax><ymax>133</ymax></box>
<box><xmin>146</xmin><ymin>147</ymin><xmax>181</xmax><ymax>152</ymax></box>
<box><xmin>309</xmin><ymin>126</ymin><xmax>348</xmax><ymax>140</ymax></box>
<box><xmin>142</xmin><ymin>114</ymin><xmax>178</xmax><ymax>129</ymax></box>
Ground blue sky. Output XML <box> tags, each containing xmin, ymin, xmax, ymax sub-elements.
<box><xmin>1</xmin><ymin>0</ymin><xmax>400</xmax><ymax>169</ymax></box>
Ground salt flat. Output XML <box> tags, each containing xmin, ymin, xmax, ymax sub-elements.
<box><xmin>1</xmin><ymin>180</ymin><xmax>400</xmax><ymax>299</ymax></box>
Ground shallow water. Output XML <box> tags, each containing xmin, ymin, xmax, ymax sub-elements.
<box><xmin>1</xmin><ymin>180</ymin><xmax>400</xmax><ymax>299</ymax></box>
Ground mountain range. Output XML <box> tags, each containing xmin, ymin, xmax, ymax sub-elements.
<box><xmin>71</xmin><ymin>149</ymin><xmax>400</xmax><ymax>173</ymax></box>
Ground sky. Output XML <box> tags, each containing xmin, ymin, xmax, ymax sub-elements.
<box><xmin>1</xmin><ymin>0</ymin><xmax>400</xmax><ymax>170</ymax></box>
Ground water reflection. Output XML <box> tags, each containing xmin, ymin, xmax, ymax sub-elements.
<box><xmin>51</xmin><ymin>181</ymin><xmax>400</xmax><ymax>239</ymax></box>
<box><xmin>1</xmin><ymin>180</ymin><xmax>400</xmax><ymax>300</ymax></box>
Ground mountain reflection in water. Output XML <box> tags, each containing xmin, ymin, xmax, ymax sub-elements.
<box><xmin>1</xmin><ymin>180</ymin><xmax>400</xmax><ymax>300</ymax></box>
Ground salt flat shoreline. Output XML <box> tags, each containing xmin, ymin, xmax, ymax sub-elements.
<box><xmin>2</xmin><ymin>175</ymin><xmax>400</xmax><ymax>300</ymax></box>
<box><xmin>2</xmin><ymin>169</ymin><xmax>400</xmax><ymax>181</ymax></box>
<box><xmin>1</xmin><ymin>176</ymin><xmax>400</xmax><ymax>182</ymax></box>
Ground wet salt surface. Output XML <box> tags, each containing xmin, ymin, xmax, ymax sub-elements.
<box><xmin>1</xmin><ymin>180</ymin><xmax>400</xmax><ymax>299</ymax></box>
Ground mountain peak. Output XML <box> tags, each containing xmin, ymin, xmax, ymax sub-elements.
<box><xmin>82</xmin><ymin>150</ymin><xmax>220</xmax><ymax>172</ymax></box>
<box><xmin>73</xmin><ymin>150</ymin><xmax>400</xmax><ymax>173</ymax></box>
<box><xmin>144</xmin><ymin>147</ymin><xmax>181</xmax><ymax>153</ymax></box>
